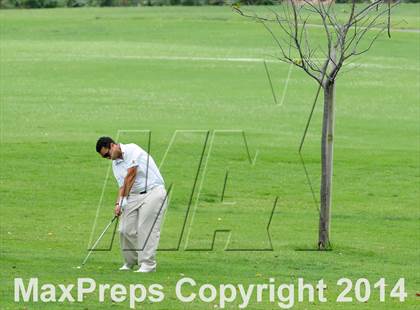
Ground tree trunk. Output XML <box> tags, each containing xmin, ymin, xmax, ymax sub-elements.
<box><xmin>318</xmin><ymin>81</ymin><xmax>335</xmax><ymax>250</ymax></box>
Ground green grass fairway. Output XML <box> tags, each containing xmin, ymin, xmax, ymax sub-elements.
<box><xmin>1</xmin><ymin>5</ymin><xmax>419</xmax><ymax>309</ymax></box>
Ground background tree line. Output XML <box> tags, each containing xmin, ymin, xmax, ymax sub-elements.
<box><xmin>1</xmin><ymin>0</ymin><xmax>419</xmax><ymax>10</ymax></box>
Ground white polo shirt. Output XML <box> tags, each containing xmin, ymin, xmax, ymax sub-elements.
<box><xmin>112</xmin><ymin>143</ymin><xmax>164</xmax><ymax>194</ymax></box>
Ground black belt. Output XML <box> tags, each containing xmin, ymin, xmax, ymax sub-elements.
<box><xmin>140</xmin><ymin>190</ymin><xmax>147</xmax><ymax>194</ymax></box>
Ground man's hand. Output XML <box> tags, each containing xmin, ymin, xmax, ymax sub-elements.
<box><xmin>114</xmin><ymin>204</ymin><xmax>122</xmax><ymax>217</ymax></box>
<box><xmin>114</xmin><ymin>196</ymin><xmax>128</xmax><ymax>217</ymax></box>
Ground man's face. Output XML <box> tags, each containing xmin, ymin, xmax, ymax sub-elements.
<box><xmin>99</xmin><ymin>143</ymin><xmax>119</xmax><ymax>160</ymax></box>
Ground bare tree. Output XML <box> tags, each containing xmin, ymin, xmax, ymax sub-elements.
<box><xmin>235</xmin><ymin>0</ymin><xmax>397</xmax><ymax>249</ymax></box>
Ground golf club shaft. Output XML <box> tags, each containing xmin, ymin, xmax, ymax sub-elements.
<box><xmin>82</xmin><ymin>216</ymin><xmax>118</xmax><ymax>265</ymax></box>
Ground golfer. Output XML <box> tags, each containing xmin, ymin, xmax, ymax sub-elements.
<box><xmin>96</xmin><ymin>137</ymin><xmax>168</xmax><ymax>273</ymax></box>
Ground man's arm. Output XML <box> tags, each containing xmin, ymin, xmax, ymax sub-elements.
<box><xmin>122</xmin><ymin>166</ymin><xmax>137</xmax><ymax>197</ymax></box>
<box><xmin>114</xmin><ymin>167</ymin><xmax>137</xmax><ymax>216</ymax></box>
<box><xmin>115</xmin><ymin>187</ymin><xmax>124</xmax><ymax>205</ymax></box>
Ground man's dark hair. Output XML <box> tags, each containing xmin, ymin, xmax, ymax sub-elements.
<box><xmin>96</xmin><ymin>137</ymin><xmax>115</xmax><ymax>153</ymax></box>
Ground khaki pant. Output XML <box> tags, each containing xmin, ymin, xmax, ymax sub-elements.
<box><xmin>119</xmin><ymin>186</ymin><xmax>167</xmax><ymax>268</ymax></box>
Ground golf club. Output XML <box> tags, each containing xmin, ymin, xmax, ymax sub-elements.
<box><xmin>81</xmin><ymin>215</ymin><xmax>118</xmax><ymax>266</ymax></box>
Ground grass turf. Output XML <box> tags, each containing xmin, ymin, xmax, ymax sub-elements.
<box><xmin>1</xmin><ymin>5</ymin><xmax>419</xmax><ymax>309</ymax></box>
